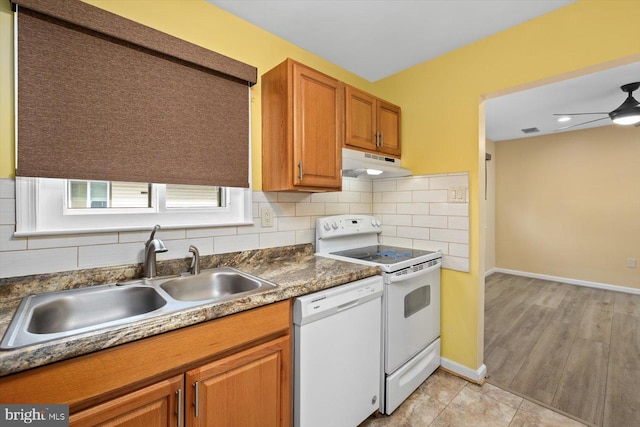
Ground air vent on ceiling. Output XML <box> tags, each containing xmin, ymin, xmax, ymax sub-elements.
<box><xmin>521</xmin><ymin>127</ymin><xmax>540</xmax><ymax>134</ymax></box>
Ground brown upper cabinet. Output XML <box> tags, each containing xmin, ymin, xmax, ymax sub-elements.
<box><xmin>262</xmin><ymin>59</ymin><xmax>343</xmax><ymax>192</ymax></box>
<box><xmin>345</xmin><ymin>85</ymin><xmax>401</xmax><ymax>157</ymax></box>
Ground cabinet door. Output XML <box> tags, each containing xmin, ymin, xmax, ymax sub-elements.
<box><xmin>70</xmin><ymin>375</ymin><xmax>183</xmax><ymax>427</ymax></box>
<box><xmin>377</xmin><ymin>100</ymin><xmax>401</xmax><ymax>157</ymax></box>
<box><xmin>186</xmin><ymin>335</ymin><xmax>291</xmax><ymax>427</ymax></box>
<box><xmin>292</xmin><ymin>62</ymin><xmax>342</xmax><ymax>189</ymax></box>
<box><xmin>345</xmin><ymin>85</ymin><xmax>377</xmax><ymax>151</ymax></box>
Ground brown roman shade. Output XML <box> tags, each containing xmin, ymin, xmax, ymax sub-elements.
<box><xmin>12</xmin><ymin>0</ymin><xmax>257</xmax><ymax>188</ymax></box>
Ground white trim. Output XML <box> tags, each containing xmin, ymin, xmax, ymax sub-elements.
<box><xmin>440</xmin><ymin>357</ymin><xmax>487</xmax><ymax>383</ymax></box>
<box><xmin>492</xmin><ymin>268</ymin><xmax>640</xmax><ymax>296</ymax></box>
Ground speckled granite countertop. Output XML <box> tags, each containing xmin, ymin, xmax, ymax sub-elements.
<box><xmin>0</xmin><ymin>244</ymin><xmax>379</xmax><ymax>378</ymax></box>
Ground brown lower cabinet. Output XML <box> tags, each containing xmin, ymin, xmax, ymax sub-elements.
<box><xmin>0</xmin><ymin>301</ymin><xmax>292</xmax><ymax>427</ymax></box>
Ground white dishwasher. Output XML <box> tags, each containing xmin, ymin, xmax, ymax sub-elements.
<box><xmin>293</xmin><ymin>275</ymin><xmax>383</xmax><ymax>427</ymax></box>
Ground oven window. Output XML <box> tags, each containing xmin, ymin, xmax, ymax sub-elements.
<box><xmin>404</xmin><ymin>285</ymin><xmax>431</xmax><ymax>318</ymax></box>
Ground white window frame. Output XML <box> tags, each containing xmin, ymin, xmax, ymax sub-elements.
<box><xmin>15</xmin><ymin>178</ymin><xmax>252</xmax><ymax>236</ymax></box>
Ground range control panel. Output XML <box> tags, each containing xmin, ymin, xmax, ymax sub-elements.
<box><xmin>316</xmin><ymin>215</ymin><xmax>382</xmax><ymax>239</ymax></box>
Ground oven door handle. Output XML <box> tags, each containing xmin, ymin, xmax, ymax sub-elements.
<box><xmin>388</xmin><ymin>260</ymin><xmax>441</xmax><ymax>283</ymax></box>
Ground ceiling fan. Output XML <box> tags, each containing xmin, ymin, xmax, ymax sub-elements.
<box><xmin>554</xmin><ymin>82</ymin><xmax>640</xmax><ymax>130</ymax></box>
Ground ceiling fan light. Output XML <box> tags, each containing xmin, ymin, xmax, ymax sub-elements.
<box><xmin>612</xmin><ymin>113</ymin><xmax>640</xmax><ymax>125</ymax></box>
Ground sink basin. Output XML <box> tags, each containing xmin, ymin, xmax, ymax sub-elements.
<box><xmin>159</xmin><ymin>268</ymin><xmax>276</xmax><ymax>301</ymax></box>
<box><xmin>1</xmin><ymin>285</ymin><xmax>167</xmax><ymax>349</ymax></box>
<box><xmin>27</xmin><ymin>287</ymin><xmax>167</xmax><ymax>334</ymax></box>
<box><xmin>1</xmin><ymin>267</ymin><xmax>277</xmax><ymax>350</ymax></box>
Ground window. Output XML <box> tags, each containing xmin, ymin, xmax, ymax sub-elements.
<box><xmin>15</xmin><ymin>178</ymin><xmax>252</xmax><ymax>236</ymax></box>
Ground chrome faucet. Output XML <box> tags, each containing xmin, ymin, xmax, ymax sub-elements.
<box><xmin>144</xmin><ymin>224</ymin><xmax>168</xmax><ymax>279</ymax></box>
<box><xmin>188</xmin><ymin>245</ymin><xmax>200</xmax><ymax>275</ymax></box>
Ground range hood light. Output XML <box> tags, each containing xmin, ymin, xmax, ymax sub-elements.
<box><xmin>366</xmin><ymin>169</ymin><xmax>383</xmax><ymax>176</ymax></box>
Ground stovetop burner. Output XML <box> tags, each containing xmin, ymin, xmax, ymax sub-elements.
<box><xmin>331</xmin><ymin>245</ymin><xmax>437</xmax><ymax>265</ymax></box>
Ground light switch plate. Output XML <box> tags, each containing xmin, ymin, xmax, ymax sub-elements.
<box><xmin>447</xmin><ymin>186</ymin><xmax>467</xmax><ymax>203</ymax></box>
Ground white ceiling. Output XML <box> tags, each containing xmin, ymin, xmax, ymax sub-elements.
<box><xmin>207</xmin><ymin>0</ymin><xmax>639</xmax><ymax>141</ymax></box>
<box><xmin>486</xmin><ymin>62</ymin><xmax>640</xmax><ymax>141</ymax></box>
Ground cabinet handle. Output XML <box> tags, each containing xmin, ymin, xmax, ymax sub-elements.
<box><xmin>193</xmin><ymin>381</ymin><xmax>200</xmax><ymax>418</ymax></box>
<box><xmin>176</xmin><ymin>388</ymin><xmax>183</xmax><ymax>427</ymax></box>
<box><xmin>379</xmin><ymin>131</ymin><xmax>384</xmax><ymax>148</ymax></box>
<box><xmin>375</xmin><ymin>132</ymin><xmax>380</xmax><ymax>147</ymax></box>
<box><xmin>298</xmin><ymin>161</ymin><xmax>303</xmax><ymax>181</ymax></box>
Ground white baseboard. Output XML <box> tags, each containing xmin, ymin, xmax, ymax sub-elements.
<box><xmin>491</xmin><ymin>268</ymin><xmax>640</xmax><ymax>295</ymax></box>
<box><xmin>440</xmin><ymin>358</ymin><xmax>487</xmax><ymax>384</ymax></box>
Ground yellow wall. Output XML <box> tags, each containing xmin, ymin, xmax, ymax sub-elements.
<box><xmin>373</xmin><ymin>1</ymin><xmax>640</xmax><ymax>369</ymax></box>
<box><xmin>1</xmin><ymin>0</ymin><xmax>639</xmax><ymax>372</ymax></box>
<box><xmin>496</xmin><ymin>125</ymin><xmax>640</xmax><ymax>288</ymax></box>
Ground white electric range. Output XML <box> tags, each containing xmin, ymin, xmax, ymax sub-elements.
<box><xmin>315</xmin><ymin>214</ymin><xmax>442</xmax><ymax>415</ymax></box>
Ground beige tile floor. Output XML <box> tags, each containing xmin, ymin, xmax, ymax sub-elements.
<box><xmin>360</xmin><ymin>369</ymin><xmax>587</xmax><ymax>427</ymax></box>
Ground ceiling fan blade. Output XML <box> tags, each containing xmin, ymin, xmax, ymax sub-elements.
<box><xmin>554</xmin><ymin>117</ymin><xmax>610</xmax><ymax>131</ymax></box>
<box><xmin>553</xmin><ymin>112</ymin><xmax>609</xmax><ymax>116</ymax></box>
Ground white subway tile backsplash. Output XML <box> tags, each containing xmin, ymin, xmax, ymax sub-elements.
<box><xmin>373</xmin><ymin>180</ymin><xmax>397</xmax><ymax>192</ymax></box>
<box><xmin>413</xmin><ymin>215</ymin><xmax>448</xmax><ymax>228</ymax></box>
<box><xmin>0</xmin><ymin>178</ymin><xmax>15</xmax><ymax>199</ymax></box>
<box><xmin>381</xmin><ymin>214</ymin><xmax>412</xmax><ymax>226</ymax></box>
<box><xmin>295</xmin><ymin>229</ymin><xmax>315</xmax><ymax>245</ymax></box>
<box><xmin>311</xmin><ymin>192</ymin><xmax>338</xmax><ymax>203</ymax></box>
<box><xmin>260</xmin><ymin>231</ymin><xmax>296</xmax><ymax>249</ymax></box>
<box><xmin>412</xmin><ymin>190</ymin><xmax>448</xmax><ymax>203</ymax></box>
<box><xmin>0</xmin><ymin>225</ymin><xmax>27</xmax><ymax>251</ymax></box>
<box><xmin>0</xmin><ymin>173</ymin><xmax>470</xmax><ymax>278</ymax></box>
<box><xmin>28</xmin><ymin>233</ymin><xmax>118</xmax><ymax>250</ymax></box>
<box><xmin>185</xmin><ymin>226</ymin><xmax>237</xmax><ymax>238</ymax></box>
<box><xmin>382</xmin><ymin>191</ymin><xmax>412</xmax><ymax>203</ymax></box>
<box><xmin>1</xmin><ymin>247</ymin><xmax>78</xmax><ymax>277</ymax></box>
<box><xmin>381</xmin><ymin>235</ymin><xmax>413</xmax><ymax>247</ymax></box>
<box><xmin>276</xmin><ymin>192</ymin><xmax>310</xmax><ymax>203</ymax></box>
<box><xmin>404</xmin><ymin>176</ymin><xmax>430</xmax><ymax>191</ymax></box>
<box><xmin>429</xmin><ymin>175</ymin><xmax>468</xmax><ymax>189</ymax></box>
<box><xmin>397</xmin><ymin>202</ymin><xmax>429</xmax><ymax>215</ymax></box>
<box><xmin>337</xmin><ymin>191</ymin><xmax>361</xmax><ymax>203</ymax></box>
<box><xmin>373</xmin><ymin>203</ymin><xmax>397</xmax><ymax>214</ymax></box>
<box><xmin>0</xmin><ymin>198</ymin><xmax>15</xmax><ymax>225</ymax></box>
<box><xmin>448</xmin><ymin>216</ymin><xmax>470</xmax><ymax>230</ymax></box>
<box><xmin>271</xmin><ymin>202</ymin><xmax>296</xmax><ymax>217</ymax></box>
<box><xmin>78</xmin><ymin>242</ymin><xmax>142</xmax><ymax>268</ymax></box>
<box><xmin>278</xmin><ymin>216</ymin><xmax>311</xmax><ymax>232</ymax></box>
<box><xmin>430</xmin><ymin>228</ymin><xmax>469</xmax><ymax>244</ymax></box>
<box><xmin>349</xmin><ymin>203</ymin><xmax>372</xmax><ymax>214</ymax></box>
<box><xmin>430</xmin><ymin>203</ymin><xmax>469</xmax><ymax>216</ymax></box>
<box><xmin>450</xmin><ymin>243</ymin><xmax>470</xmax><ymax>258</ymax></box>
<box><xmin>214</xmin><ymin>234</ymin><xmax>259</xmax><ymax>254</ymax></box>
<box><xmin>348</xmin><ymin>179</ymin><xmax>373</xmax><ymax>193</ymax></box>
<box><xmin>295</xmin><ymin>203</ymin><xmax>326</xmax><ymax>217</ymax></box>
<box><xmin>325</xmin><ymin>203</ymin><xmax>350</xmax><ymax>215</ymax></box>
<box><xmin>397</xmin><ymin>226</ymin><xmax>430</xmax><ymax>240</ymax></box>
<box><xmin>119</xmin><ymin>228</ymin><xmax>187</xmax><ymax>243</ymax></box>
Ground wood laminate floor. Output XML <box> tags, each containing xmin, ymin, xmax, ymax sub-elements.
<box><xmin>485</xmin><ymin>273</ymin><xmax>640</xmax><ymax>427</ymax></box>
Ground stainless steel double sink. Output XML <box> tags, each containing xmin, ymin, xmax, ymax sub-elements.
<box><xmin>1</xmin><ymin>267</ymin><xmax>277</xmax><ymax>349</ymax></box>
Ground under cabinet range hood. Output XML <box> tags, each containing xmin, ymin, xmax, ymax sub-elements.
<box><xmin>342</xmin><ymin>148</ymin><xmax>412</xmax><ymax>179</ymax></box>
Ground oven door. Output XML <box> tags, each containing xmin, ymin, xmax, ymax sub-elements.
<box><xmin>384</xmin><ymin>260</ymin><xmax>441</xmax><ymax>374</ymax></box>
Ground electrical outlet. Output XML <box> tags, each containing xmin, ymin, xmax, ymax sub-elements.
<box><xmin>627</xmin><ymin>258</ymin><xmax>637</xmax><ymax>269</ymax></box>
<box><xmin>261</xmin><ymin>206</ymin><xmax>274</xmax><ymax>228</ymax></box>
